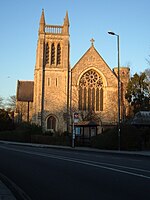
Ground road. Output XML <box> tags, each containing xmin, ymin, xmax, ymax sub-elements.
<box><xmin>0</xmin><ymin>143</ymin><xmax>150</xmax><ymax>200</ymax></box>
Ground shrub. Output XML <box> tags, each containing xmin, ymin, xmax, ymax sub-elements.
<box><xmin>91</xmin><ymin>124</ymin><xmax>150</xmax><ymax>150</ymax></box>
<box><xmin>0</xmin><ymin>122</ymin><xmax>42</xmax><ymax>143</ymax></box>
<box><xmin>15</xmin><ymin>122</ymin><xmax>42</xmax><ymax>135</ymax></box>
<box><xmin>31</xmin><ymin>134</ymin><xmax>71</xmax><ymax>146</ymax></box>
<box><xmin>0</xmin><ymin>109</ymin><xmax>14</xmax><ymax>131</ymax></box>
<box><xmin>91</xmin><ymin>127</ymin><xmax>118</xmax><ymax>150</ymax></box>
<box><xmin>120</xmin><ymin>124</ymin><xmax>141</xmax><ymax>150</ymax></box>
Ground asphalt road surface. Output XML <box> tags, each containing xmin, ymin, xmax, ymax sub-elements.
<box><xmin>0</xmin><ymin>143</ymin><xmax>150</xmax><ymax>200</ymax></box>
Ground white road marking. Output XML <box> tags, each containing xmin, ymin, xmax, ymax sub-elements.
<box><xmin>0</xmin><ymin>145</ymin><xmax>150</xmax><ymax>180</ymax></box>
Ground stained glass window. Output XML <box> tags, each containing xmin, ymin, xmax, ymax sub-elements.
<box><xmin>79</xmin><ymin>70</ymin><xmax>103</xmax><ymax>111</ymax></box>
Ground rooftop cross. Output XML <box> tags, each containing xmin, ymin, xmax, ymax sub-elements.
<box><xmin>90</xmin><ymin>38</ymin><xmax>95</xmax><ymax>46</ymax></box>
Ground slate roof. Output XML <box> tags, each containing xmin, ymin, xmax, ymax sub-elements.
<box><xmin>131</xmin><ymin>111</ymin><xmax>150</xmax><ymax>126</ymax></box>
<box><xmin>17</xmin><ymin>80</ymin><xmax>34</xmax><ymax>102</ymax></box>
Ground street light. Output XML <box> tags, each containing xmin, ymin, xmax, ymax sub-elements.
<box><xmin>108</xmin><ymin>31</ymin><xmax>121</xmax><ymax>150</ymax></box>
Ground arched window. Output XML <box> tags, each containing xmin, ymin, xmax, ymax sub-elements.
<box><xmin>57</xmin><ymin>43</ymin><xmax>61</xmax><ymax>65</ymax></box>
<box><xmin>45</xmin><ymin>43</ymin><xmax>49</xmax><ymax>64</ymax></box>
<box><xmin>51</xmin><ymin>43</ymin><xmax>55</xmax><ymax>64</ymax></box>
<box><xmin>79</xmin><ymin>70</ymin><xmax>103</xmax><ymax>111</ymax></box>
<box><xmin>47</xmin><ymin>116</ymin><xmax>56</xmax><ymax>131</ymax></box>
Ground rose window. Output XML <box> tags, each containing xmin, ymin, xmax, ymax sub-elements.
<box><xmin>80</xmin><ymin>70</ymin><xmax>103</xmax><ymax>89</ymax></box>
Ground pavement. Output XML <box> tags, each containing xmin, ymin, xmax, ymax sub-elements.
<box><xmin>0</xmin><ymin>140</ymin><xmax>150</xmax><ymax>200</ymax></box>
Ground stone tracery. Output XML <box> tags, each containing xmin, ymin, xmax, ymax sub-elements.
<box><xmin>80</xmin><ymin>70</ymin><xmax>103</xmax><ymax>89</ymax></box>
<box><xmin>79</xmin><ymin>70</ymin><xmax>103</xmax><ymax>111</ymax></box>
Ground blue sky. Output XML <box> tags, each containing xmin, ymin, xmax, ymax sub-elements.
<box><xmin>0</xmin><ymin>0</ymin><xmax>150</xmax><ymax>99</ymax></box>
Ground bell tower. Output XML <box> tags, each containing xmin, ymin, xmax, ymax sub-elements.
<box><xmin>33</xmin><ymin>10</ymin><xmax>70</xmax><ymax>132</ymax></box>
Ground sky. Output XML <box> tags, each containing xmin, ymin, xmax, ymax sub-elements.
<box><xmin>0</xmin><ymin>0</ymin><xmax>150</xmax><ymax>99</ymax></box>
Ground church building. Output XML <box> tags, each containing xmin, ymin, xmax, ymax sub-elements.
<box><xmin>16</xmin><ymin>10</ymin><xmax>130</xmax><ymax>136</ymax></box>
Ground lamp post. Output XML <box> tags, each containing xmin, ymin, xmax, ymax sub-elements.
<box><xmin>108</xmin><ymin>31</ymin><xmax>121</xmax><ymax>150</ymax></box>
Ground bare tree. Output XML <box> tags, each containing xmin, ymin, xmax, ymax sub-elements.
<box><xmin>146</xmin><ymin>55</ymin><xmax>150</xmax><ymax>66</ymax></box>
<box><xmin>6</xmin><ymin>95</ymin><xmax>16</xmax><ymax>111</ymax></box>
<box><xmin>144</xmin><ymin>68</ymin><xmax>150</xmax><ymax>95</ymax></box>
<box><xmin>0</xmin><ymin>96</ymin><xmax>4</xmax><ymax>109</ymax></box>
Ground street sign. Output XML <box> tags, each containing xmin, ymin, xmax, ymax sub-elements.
<box><xmin>74</xmin><ymin>112</ymin><xmax>79</xmax><ymax>119</ymax></box>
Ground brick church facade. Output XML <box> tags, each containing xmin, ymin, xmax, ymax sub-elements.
<box><xmin>16</xmin><ymin>10</ymin><xmax>130</xmax><ymax>134</ymax></box>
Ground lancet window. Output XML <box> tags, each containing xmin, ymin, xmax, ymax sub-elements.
<box><xmin>57</xmin><ymin>43</ymin><xmax>61</xmax><ymax>65</ymax></box>
<box><xmin>45</xmin><ymin>43</ymin><xmax>49</xmax><ymax>64</ymax></box>
<box><xmin>51</xmin><ymin>43</ymin><xmax>55</xmax><ymax>64</ymax></box>
<box><xmin>47</xmin><ymin>116</ymin><xmax>56</xmax><ymax>131</ymax></box>
<box><xmin>79</xmin><ymin>70</ymin><xmax>103</xmax><ymax>112</ymax></box>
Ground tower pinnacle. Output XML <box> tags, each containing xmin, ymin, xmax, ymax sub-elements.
<box><xmin>39</xmin><ymin>9</ymin><xmax>45</xmax><ymax>34</ymax></box>
<box><xmin>64</xmin><ymin>11</ymin><xmax>69</xmax><ymax>26</ymax></box>
<box><xmin>62</xmin><ymin>11</ymin><xmax>69</xmax><ymax>34</ymax></box>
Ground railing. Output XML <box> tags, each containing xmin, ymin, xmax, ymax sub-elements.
<box><xmin>45</xmin><ymin>25</ymin><xmax>63</xmax><ymax>34</ymax></box>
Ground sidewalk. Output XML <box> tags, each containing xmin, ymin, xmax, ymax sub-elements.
<box><xmin>0</xmin><ymin>140</ymin><xmax>150</xmax><ymax>199</ymax></box>
<box><xmin>1</xmin><ymin>140</ymin><xmax>150</xmax><ymax>157</ymax></box>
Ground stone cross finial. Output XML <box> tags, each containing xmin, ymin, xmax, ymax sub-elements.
<box><xmin>90</xmin><ymin>38</ymin><xmax>95</xmax><ymax>46</ymax></box>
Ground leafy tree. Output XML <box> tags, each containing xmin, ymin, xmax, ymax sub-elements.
<box><xmin>125</xmin><ymin>72</ymin><xmax>149</xmax><ymax>114</ymax></box>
